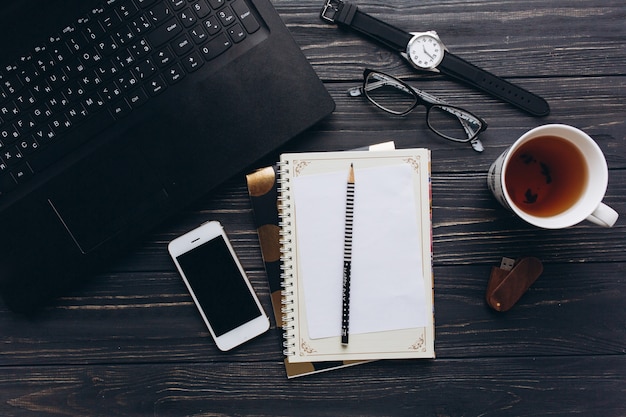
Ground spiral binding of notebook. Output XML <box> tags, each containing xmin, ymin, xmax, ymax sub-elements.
<box><xmin>277</xmin><ymin>161</ymin><xmax>297</xmax><ymax>356</ymax></box>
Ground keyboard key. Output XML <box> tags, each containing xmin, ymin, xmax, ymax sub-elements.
<box><xmin>0</xmin><ymin>157</ymin><xmax>6</xmax><ymax>172</ymax></box>
<box><xmin>49</xmin><ymin>114</ymin><xmax>72</xmax><ymax>135</ymax></box>
<box><xmin>47</xmin><ymin>69</ymin><xmax>69</xmax><ymax>88</ymax></box>
<box><xmin>168</xmin><ymin>0</ymin><xmax>186</xmax><ymax>11</ymax></box>
<box><xmin>164</xmin><ymin>63</ymin><xmax>185</xmax><ymax>83</ymax></box>
<box><xmin>15</xmin><ymin>91</ymin><xmax>36</xmax><ymax>110</ymax></box>
<box><xmin>231</xmin><ymin>0</ymin><xmax>260</xmax><ymax>33</ymax></box>
<box><xmin>96</xmin><ymin>35</ymin><xmax>120</xmax><ymax>56</ymax></box>
<box><xmin>181</xmin><ymin>51</ymin><xmax>203</xmax><ymax>72</ymax></box>
<box><xmin>131</xmin><ymin>15</ymin><xmax>152</xmax><ymax>34</ymax></box>
<box><xmin>48</xmin><ymin>40</ymin><xmax>73</xmax><ymax>65</ymax></box>
<box><xmin>192</xmin><ymin>1</ymin><xmax>211</xmax><ymax>19</ymax></box>
<box><xmin>2</xmin><ymin>74</ymin><xmax>22</xmax><ymax>96</ymax></box>
<box><xmin>17</xmin><ymin>137</ymin><xmax>40</xmax><ymax>154</ymax></box>
<box><xmin>146</xmin><ymin>75</ymin><xmax>167</xmax><ymax>95</ymax></box>
<box><xmin>80</xmin><ymin>48</ymin><xmax>105</xmax><ymax>67</ymax></box>
<box><xmin>16</xmin><ymin>62</ymin><xmax>40</xmax><ymax>86</ymax></box>
<box><xmin>67</xmin><ymin>103</ymin><xmax>89</xmax><ymax>123</ymax></box>
<box><xmin>203</xmin><ymin>16</ymin><xmax>222</xmax><ymax>36</ymax></box>
<box><xmin>228</xmin><ymin>23</ymin><xmax>246</xmax><ymax>43</ymax></box>
<box><xmin>207</xmin><ymin>0</ymin><xmax>225</xmax><ymax>9</ymax></box>
<box><xmin>31</xmin><ymin>124</ymin><xmax>56</xmax><ymax>144</ymax></box>
<box><xmin>99</xmin><ymin>82</ymin><xmax>123</xmax><ymax>102</ymax></box>
<box><xmin>115</xmin><ymin>49</ymin><xmax>137</xmax><ymax>69</ymax></box>
<box><xmin>83</xmin><ymin>20</ymin><xmax>107</xmax><ymax>41</ymax></box>
<box><xmin>3</xmin><ymin>147</ymin><xmax>24</xmax><ymax>166</ymax></box>
<box><xmin>66</xmin><ymin>32</ymin><xmax>89</xmax><ymax>53</ymax></box>
<box><xmin>200</xmin><ymin>33</ymin><xmax>231</xmax><ymax>60</ymax></box>
<box><xmin>100</xmin><ymin>10</ymin><xmax>123</xmax><ymax>30</ymax></box>
<box><xmin>116</xmin><ymin>72</ymin><xmax>139</xmax><ymax>90</ymax></box>
<box><xmin>133</xmin><ymin>58</ymin><xmax>157</xmax><ymax>80</ymax></box>
<box><xmin>1</xmin><ymin>101</ymin><xmax>20</xmax><ymax>121</ymax></box>
<box><xmin>14</xmin><ymin>114</ymin><xmax>36</xmax><ymax>135</ymax></box>
<box><xmin>153</xmin><ymin>46</ymin><xmax>175</xmax><ymax>67</ymax></box>
<box><xmin>79</xmin><ymin>71</ymin><xmax>102</xmax><ymax>91</ymax></box>
<box><xmin>172</xmin><ymin>35</ymin><xmax>193</xmax><ymax>56</ymax></box>
<box><xmin>62</xmin><ymin>58</ymin><xmax>88</xmax><ymax>78</ymax></box>
<box><xmin>95</xmin><ymin>60</ymin><xmax>119</xmax><ymax>80</ymax></box>
<box><xmin>31</xmin><ymin>104</ymin><xmax>53</xmax><ymax>122</ymax></box>
<box><xmin>111</xmin><ymin>99</ymin><xmax>132</xmax><ymax>118</ymax></box>
<box><xmin>0</xmin><ymin>124</ymin><xmax>20</xmax><ymax>143</ymax></box>
<box><xmin>47</xmin><ymin>93</ymin><xmax>69</xmax><ymax>112</ymax></box>
<box><xmin>12</xmin><ymin>163</ymin><xmax>34</xmax><ymax>183</ymax></box>
<box><xmin>189</xmin><ymin>25</ymin><xmax>208</xmax><ymax>44</ymax></box>
<box><xmin>147</xmin><ymin>18</ymin><xmax>182</xmax><ymax>46</ymax></box>
<box><xmin>127</xmin><ymin>87</ymin><xmax>149</xmax><ymax>108</ymax></box>
<box><xmin>178</xmin><ymin>9</ymin><xmax>197</xmax><ymax>27</ymax></box>
<box><xmin>147</xmin><ymin>4</ymin><xmax>173</xmax><ymax>25</ymax></box>
<box><xmin>130</xmin><ymin>38</ymin><xmax>152</xmax><ymax>58</ymax></box>
<box><xmin>136</xmin><ymin>0</ymin><xmax>158</xmax><ymax>8</ymax></box>
<box><xmin>117</xmin><ymin>1</ymin><xmax>140</xmax><ymax>19</ymax></box>
<box><xmin>82</xmin><ymin>93</ymin><xmax>107</xmax><ymax>112</ymax></box>
<box><xmin>114</xmin><ymin>24</ymin><xmax>136</xmax><ymax>45</ymax></box>
<box><xmin>217</xmin><ymin>7</ymin><xmax>237</xmax><ymax>27</ymax></box>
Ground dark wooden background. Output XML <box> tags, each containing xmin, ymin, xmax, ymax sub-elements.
<box><xmin>1</xmin><ymin>0</ymin><xmax>625</xmax><ymax>416</ymax></box>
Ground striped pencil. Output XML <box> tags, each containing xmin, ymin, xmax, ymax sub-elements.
<box><xmin>341</xmin><ymin>163</ymin><xmax>355</xmax><ymax>345</ymax></box>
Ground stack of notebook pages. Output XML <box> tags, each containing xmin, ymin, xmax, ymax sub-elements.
<box><xmin>246</xmin><ymin>144</ymin><xmax>434</xmax><ymax>378</ymax></box>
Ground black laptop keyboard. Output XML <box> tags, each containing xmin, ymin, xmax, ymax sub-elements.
<box><xmin>0</xmin><ymin>0</ymin><xmax>261</xmax><ymax>197</ymax></box>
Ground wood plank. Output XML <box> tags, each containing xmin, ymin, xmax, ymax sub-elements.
<box><xmin>0</xmin><ymin>356</ymin><xmax>624</xmax><ymax>416</ymax></box>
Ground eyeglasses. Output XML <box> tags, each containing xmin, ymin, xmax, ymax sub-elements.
<box><xmin>349</xmin><ymin>69</ymin><xmax>487</xmax><ymax>152</ymax></box>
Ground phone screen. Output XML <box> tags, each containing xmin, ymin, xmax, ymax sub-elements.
<box><xmin>175</xmin><ymin>235</ymin><xmax>262</xmax><ymax>336</ymax></box>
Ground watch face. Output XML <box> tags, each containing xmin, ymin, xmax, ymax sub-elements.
<box><xmin>407</xmin><ymin>34</ymin><xmax>444</xmax><ymax>69</ymax></box>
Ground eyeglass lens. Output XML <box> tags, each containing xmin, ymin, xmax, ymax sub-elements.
<box><xmin>364</xmin><ymin>72</ymin><xmax>417</xmax><ymax>115</ymax></box>
<box><xmin>428</xmin><ymin>105</ymin><xmax>483</xmax><ymax>142</ymax></box>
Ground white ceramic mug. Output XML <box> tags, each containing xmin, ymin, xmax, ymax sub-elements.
<box><xmin>488</xmin><ymin>124</ymin><xmax>618</xmax><ymax>228</ymax></box>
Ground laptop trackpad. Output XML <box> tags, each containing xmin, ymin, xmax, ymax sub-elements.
<box><xmin>48</xmin><ymin>146</ymin><xmax>169</xmax><ymax>254</ymax></box>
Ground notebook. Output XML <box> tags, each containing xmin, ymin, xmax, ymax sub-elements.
<box><xmin>278</xmin><ymin>148</ymin><xmax>435</xmax><ymax>363</ymax></box>
<box><xmin>246</xmin><ymin>142</ymin><xmax>394</xmax><ymax>377</ymax></box>
<box><xmin>0</xmin><ymin>0</ymin><xmax>335</xmax><ymax>312</ymax></box>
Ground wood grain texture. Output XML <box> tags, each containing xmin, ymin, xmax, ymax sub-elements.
<box><xmin>1</xmin><ymin>0</ymin><xmax>625</xmax><ymax>416</ymax></box>
<box><xmin>1</xmin><ymin>357</ymin><xmax>624</xmax><ymax>416</ymax></box>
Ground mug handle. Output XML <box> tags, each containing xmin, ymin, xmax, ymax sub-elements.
<box><xmin>586</xmin><ymin>203</ymin><xmax>619</xmax><ymax>227</ymax></box>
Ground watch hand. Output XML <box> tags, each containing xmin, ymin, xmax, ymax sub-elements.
<box><xmin>422</xmin><ymin>45</ymin><xmax>434</xmax><ymax>59</ymax></box>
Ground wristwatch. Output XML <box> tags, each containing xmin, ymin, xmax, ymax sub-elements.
<box><xmin>321</xmin><ymin>0</ymin><xmax>550</xmax><ymax>117</ymax></box>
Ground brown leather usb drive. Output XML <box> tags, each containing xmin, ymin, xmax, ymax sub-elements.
<box><xmin>486</xmin><ymin>257</ymin><xmax>543</xmax><ymax>312</ymax></box>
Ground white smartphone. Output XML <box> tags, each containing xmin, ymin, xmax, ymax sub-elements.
<box><xmin>168</xmin><ymin>221</ymin><xmax>270</xmax><ymax>351</ymax></box>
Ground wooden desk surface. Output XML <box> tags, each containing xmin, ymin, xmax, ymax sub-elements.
<box><xmin>1</xmin><ymin>1</ymin><xmax>624</xmax><ymax>416</ymax></box>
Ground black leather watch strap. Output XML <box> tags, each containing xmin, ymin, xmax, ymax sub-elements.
<box><xmin>439</xmin><ymin>52</ymin><xmax>550</xmax><ymax>117</ymax></box>
<box><xmin>325</xmin><ymin>1</ymin><xmax>412</xmax><ymax>52</ymax></box>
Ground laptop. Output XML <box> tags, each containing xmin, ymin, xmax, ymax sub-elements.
<box><xmin>0</xmin><ymin>0</ymin><xmax>335</xmax><ymax>312</ymax></box>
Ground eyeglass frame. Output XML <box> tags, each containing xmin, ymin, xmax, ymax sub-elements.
<box><xmin>349</xmin><ymin>69</ymin><xmax>487</xmax><ymax>150</ymax></box>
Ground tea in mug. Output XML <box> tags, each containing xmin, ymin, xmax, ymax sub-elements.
<box><xmin>504</xmin><ymin>135</ymin><xmax>588</xmax><ymax>217</ymax></box>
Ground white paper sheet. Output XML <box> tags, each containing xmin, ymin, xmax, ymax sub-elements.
<box><xmin>292</xmin><ymin>163</ymin><xmax>428</xmax><ymax>339</ymax></box>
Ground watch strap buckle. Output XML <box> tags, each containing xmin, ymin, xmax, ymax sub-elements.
<box><xmin>321</xmin><ymin>0</ymin><xmax>345</xmax><ymax>23</ymax></box>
